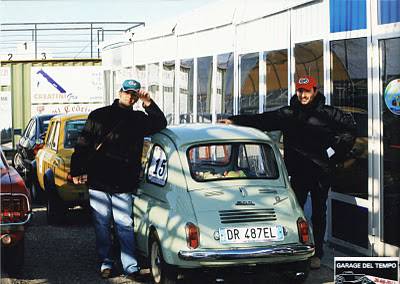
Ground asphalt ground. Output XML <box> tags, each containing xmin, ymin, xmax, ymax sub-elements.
<box><xmin>1</xmin><ymin>205</ymin><xmax>334</xmax><ymax>284</ymax></box>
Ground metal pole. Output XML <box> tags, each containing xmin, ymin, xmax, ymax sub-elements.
<box><xmin>34</xmin><ymin>24</ymin><xmax>37</xmax><ymax>60</ymax></box>
<box><xmin>90</xmin><ymin>23</ymin><xmax>93</xmax><ymax>58</ymax></box>
<box><xmin>97</xmin><ymin>29</ymin><xmax>100</xmax><ymax>58</ymax></box>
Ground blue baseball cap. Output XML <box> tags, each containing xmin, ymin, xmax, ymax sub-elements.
<box><xmin>121</xmin><ymin>79</ymin><xmax>141</xmax><ymax>92</ymax></box>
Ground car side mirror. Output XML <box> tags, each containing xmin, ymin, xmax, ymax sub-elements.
<box><xmin>14</xmin><ymin>128</ymin><xmax>22</xmax><ymax>136</ymax></box>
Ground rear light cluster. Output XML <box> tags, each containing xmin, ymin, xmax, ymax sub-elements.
<box><xmin>185</xmin><ymin>222</ymin><xmax>200</xmax><ymax>249</ymax></box>
<box><xmin>0</xmin><ymin>195</ymin><xmax>29</xmax><ymax>224</ymax></box>
<box><xmin>297</xmin><ymin>217</ymin><xmax>310</xmax><ymax>244</ymax></box>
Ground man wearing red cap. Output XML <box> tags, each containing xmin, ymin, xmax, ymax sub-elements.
<box><xmin>220</xmin><ymin>75</ymin><xmax>356</xmax><ymax>269</ymax></box>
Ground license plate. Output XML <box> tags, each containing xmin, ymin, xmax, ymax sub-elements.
<box><xmin>219</xmin><ymin>225</ymin><xmax>284</xmax><ymax>244</ymax></box>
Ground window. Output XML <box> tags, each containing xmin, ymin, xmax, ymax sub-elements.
<box><xmin>216</xmin><ymin>53</ymin><xmax>234</xmax><ymax>119</ymax></box>
<box><xmin>197</xmin><ymin>56</ymin><xmax>213</xmax><ymax>122</ymax></box>
<box><xmin>163</xmin><ymin>61</ymin><xmax>175</xmax><ymax>125</ymax></box>
<box><xmin>147</xmin><ymin>145</ymin><xmax>168</xmax><ymax>186</ymax></box>
<box><xmin>27</xmin><ymin>120</ymin><xmax>37</xmax><ymax>140</ymax></box>
<box><xmin>51</xmin><ymin>122</ymin><xmax>60</xmax><ymax>151</ymax></box>
<box><xmin>330</xmin><ymin>0</ymin><xmax>366</xmax><ymax>32</ymax></box>
<box><xmin>148</xmin><ymin>63</ymin><xmax>160</xmax><ymax>105</ymax></box>
<box><xmin>240</xmin><ymin>52</ymin><xmax>259</xmax><ymax>114</ymax></box>
<box><xmin>295</xmin><ymin>40</ymin><xmax>324</xmax><ymax>91</ymax></box>
<box><xmin>45</xmin><ymin>122</ymin><xmax>56</xmax><ymax>147</ymax></box>
<box><xmin>188</xmin><ymin>143</ymin><xmax>279</xmax><ymax>182</ymax></box>
<box><xmin>134</xmin><ymin>65</ymin><xmax>146</xmax><ymax>89</ymax></box>
<box><xmin>330</xmin><ymin>38</ymin><xmax>368</xmax><ymax>199</ymax></box>
<box><xmin>64</xmin><ymin>119</ymin><xmax>86</xmax><ymax>149</ymax></box>
<box><xmin>38</xmin><ymin>116</ymin><xmax>52</xmax><ymax>134</ymax></box>
<box><xmin>380</xmin><ymin>37</ymin><xmax>400</xmax><ymax>247</ymax></box>
<box><xmin>179</xmin><ymin>59</ymin><xmax>194</xmax><ymax>123</ymax></box>
<box><xmin>23</xmin><ymin>119</ymin><xmax>34</xmax><ymax>138</ymax></box>
<box><xmin>378</xmin><ymin>0</ymin><xmax>400</xmax><ymax>25</ymax></box>
<box><xmin>265</xmin><ymin>49</ymin><xmax>288</xmax><ymax>111</ymax></box>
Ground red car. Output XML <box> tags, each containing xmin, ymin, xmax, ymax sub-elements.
<box><xmin>1</xmin><ymin>148</ymin><xmax>32</xmax><ymax>274</ymax></box>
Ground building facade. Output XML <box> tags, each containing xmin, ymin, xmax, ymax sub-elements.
<box><xmin>101</xmin><ymin>0</ymin><xmax>400</xmax><ymax>257</ymax></box>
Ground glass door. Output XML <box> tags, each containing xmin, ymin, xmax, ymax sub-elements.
<box><xmin>373</xmin><ymin>36</ymin><xmax>400</xmax><ymax>256</ymax></box>
<box><xmin>327</xmin><ymin>37</ymin><xmax>371</xmax><ymax>254</ymax></box>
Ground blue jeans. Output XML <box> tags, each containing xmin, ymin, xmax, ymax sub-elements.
<box><xmin>89</xmin><ymin>189</ymin><xmax>139</xmax><ymax>275</ymax></box>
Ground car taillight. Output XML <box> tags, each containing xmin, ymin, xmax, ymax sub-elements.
<box><xmin>33</xmin><ymin>143</ymin><xmax>44</xmax><ymax>155</ymax></box>
<box><xmin>297</xmin><ymin>217</ymin><xmax>310</xmax><ymax>244</ymax></box>
<box><xmin>185</xmin><ymin>222</ymin><xmax>199</xmax><ymax>249</ymax></box>
<box><xmin>0</xmin><ymin>195</ymin><xmax>29</xmax><ymax>223</ymax></box>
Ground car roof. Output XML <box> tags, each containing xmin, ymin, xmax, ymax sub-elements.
<box><xmin>33</xmin><ymin>113</ymin><xmax>57</xmax><ymax>120</ymax></box>
<box><xmin>160</xmin><ymin>124</ymin><xmax>273</xmax><ymax>147</ymax></box>
<box><xmin>51</xmin><ymin>113</ymin><xmax>88</xmax><ymax>121</ymax></box>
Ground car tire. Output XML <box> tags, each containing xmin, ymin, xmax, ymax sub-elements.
<box><xmin>45</xmin><ymin>178</ymin><xmax>65</xmax><ymax>225</ymax></box>
<box><xmin>149</xmin><ymin>232</ymin><xmax>178</xmax><ymax>284</ymax></box>
<box><xmin>3</xmin><ymin>237</ymin><xmax>25</xmax><ymax>275</ymax></box>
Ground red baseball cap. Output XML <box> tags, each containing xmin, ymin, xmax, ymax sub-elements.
<box><xmin>295</xmin><ymin>75</ymin><xmax>317</xmax><ymax>91</ymax></box>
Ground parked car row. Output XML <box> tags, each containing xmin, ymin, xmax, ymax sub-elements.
<box><xmin>9</xmin><ymin>113</ymin><xmax>315</xmax><ymax>282</ymax></box>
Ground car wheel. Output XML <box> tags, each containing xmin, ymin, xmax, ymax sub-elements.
<box><xmin>45</xmin><ymin>179</ymin><xmax>65</xmax><ymax>225</ymax></box>
<box><xmin>3</xmin><ymin>237</ymin><xmax>25</xmax><ymax>275</ymax></box>
<box><xmin>13</xmin><ymin>153</ymin><xmax>23</xmax><ymax>173</ymax></box>
<box><xmin>150</xmin><ymin>232</ymin><xmax>178</xmax><ymax>284</ymax></box>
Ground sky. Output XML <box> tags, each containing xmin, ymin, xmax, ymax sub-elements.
<box><xmin>0</xmin><ymin>0</ymin><xmax>215</xmax><ymax>25</ymax></box>
<box><xmin>0</xmin><ymin>0</ymin><xmax>215</xmax><ymax>59</ymax></box>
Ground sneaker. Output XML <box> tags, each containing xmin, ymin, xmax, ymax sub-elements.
<box><xmin>100</xmin><ymin>268</ymin><xmax>112</xmax><ymax>279</ymax></box>
<box><xmin>310</xmin><ymin>256</ymin><xmax>321</xmax><ymax>269</ymax></box>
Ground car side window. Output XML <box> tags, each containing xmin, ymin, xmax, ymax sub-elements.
<box><xmin>45</xmin><ymin>122</ymin><xmax>56</xmax><ymax>147</ymax></box>
<box><xmin>147</xmin><ymin>144</ymin><xmax>168</xmax><ymax>187</ymax></box>
<box><xmin>51</xmin><ymin>122</ymin><xmax>60</xmax><ymax>151</ymax></box>
<box><xmin>140</xmin><ymin>137</ymin><xmax>153</xmax><ymax>180</ymax></box>
<box><xmin>23</xmin><ymin>119</ymin><xmax>34</xmax><ymax>138</ymax></box>
<box><xmin>27</xmin><ymin>120</ymin><xmax>37</xmax><ymax>140</ymax></box>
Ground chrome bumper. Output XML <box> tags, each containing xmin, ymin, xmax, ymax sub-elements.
<box><xmin>0</xmin><ymin>213</ymin><xmax>32</xmax><ymax>229</ymax></box>
<box><xmin>178</xmin><ymin>244</ymin><xmax>314</xmax><ymax>261</ymax></box>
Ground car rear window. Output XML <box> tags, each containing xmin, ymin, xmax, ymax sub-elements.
<box><xmin>38</xmin><ymin>115</ymin><xmax>55</xmax><ymax>134</ymax></box>
<box><xmin>187</xmin><ymin>142</ymin><xmax>279</xmax><ymax>182</ymax></box>
<box><xmin>64</xmin><ymin>119</ymin><xmax>86</xmax><ymax>148</ymax></box>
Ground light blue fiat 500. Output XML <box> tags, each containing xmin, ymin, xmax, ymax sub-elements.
<box><xmin>134</xmin><ymin>124</ymin><xmax>314</xmax><ymax>284</ymax></box>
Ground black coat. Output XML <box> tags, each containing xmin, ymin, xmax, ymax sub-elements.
<box><xmin>71</xmin><ymin>99</ymin><xmax>167</xmax><ymax>193</ymax></box>
<box><xmin>229</xmin><ymin>92</ymin><xmax>356</xmax><ymax>176</ymax></box>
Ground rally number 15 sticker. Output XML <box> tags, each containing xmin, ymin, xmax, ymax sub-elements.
<box><xmin>148</xmin><ymin>145</ymin><xmax>168</xmax><ymax>186</ymax></box>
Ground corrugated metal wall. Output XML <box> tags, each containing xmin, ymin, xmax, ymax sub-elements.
<box><xmin>0</xmin><ymin>59</ymin><xmax>101</xmax><ymax>148</ymax></box>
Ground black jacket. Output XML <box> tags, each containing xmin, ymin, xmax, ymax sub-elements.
<box><xmin>229</xmin><ymin>92</ymin><xmax>356</xmax><ymax>176</ymax></box>
<box><xmin>70</xmin><ymin>99</ymin><xmax>167</xmax><ymax>193</ymax></box>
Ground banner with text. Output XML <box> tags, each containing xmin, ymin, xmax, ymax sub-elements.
<box><xmin>31</xmin><ymin>66</ymin><xmax>104</xmax><ymax>104</ymax></box>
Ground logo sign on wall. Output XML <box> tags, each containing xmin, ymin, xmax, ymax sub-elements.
<box><xmin>384</xmin><ymin>79</ymin><xmax>400</xmax><ymax>115</ymax></box>
<box><xmin>335</xmin><ymin>257</ymin><xmax>399</xmax><ymax>284</ymax></box>
<box><xmin>31</xmin><ymin>103</ymin><xmax>104</xmax><ymax>116</ymax></box>
<box><xmin>31</xmin><ymin>66</ymin><xmax>104</xmax><ymax>104</ymax></box>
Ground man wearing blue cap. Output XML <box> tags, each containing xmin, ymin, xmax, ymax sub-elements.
<box><xmin>71</xmin><ymin>79</ymin><xmax>167</xmax><ymax>279</ymax></box>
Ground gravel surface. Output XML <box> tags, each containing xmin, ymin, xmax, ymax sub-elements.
<box><xmin>1</xmin><ymin>205</ymin><xmax>334</xmax><ymax>284</ymax></box>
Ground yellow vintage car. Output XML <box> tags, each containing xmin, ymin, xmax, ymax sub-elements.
<box><xmin>33</xmin><ymin>113</ymin><xmax>89</xmax><ymax>225</ymax></box>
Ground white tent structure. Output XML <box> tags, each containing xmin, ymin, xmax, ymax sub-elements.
<box><xmin>102</xmin><ymin>0</ymin><xmax>400</xmax><ymax>258</ymax></box>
